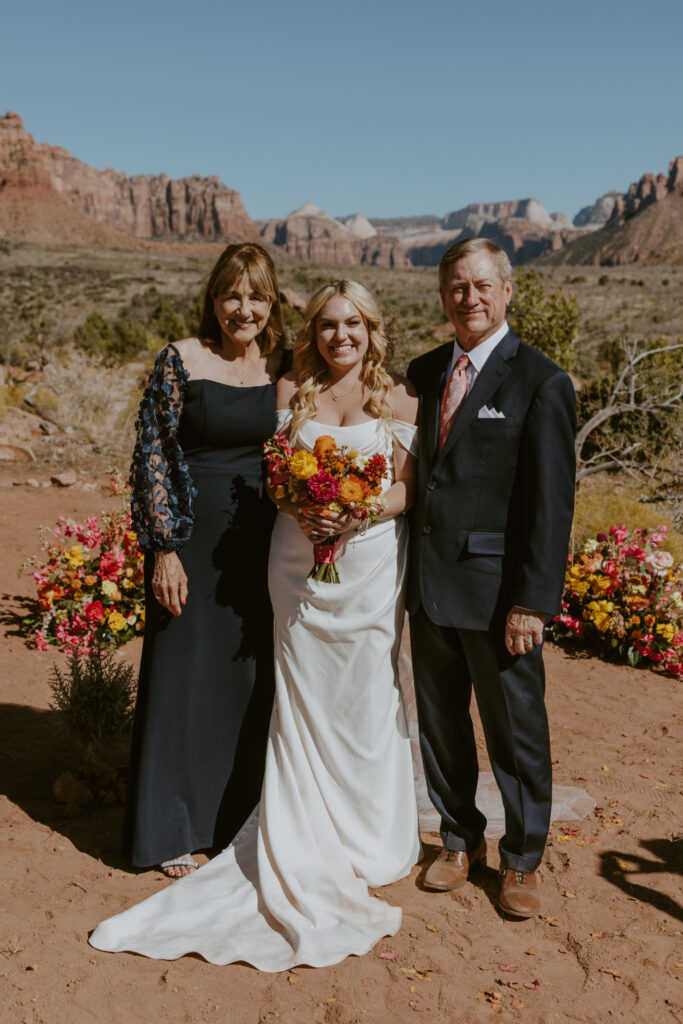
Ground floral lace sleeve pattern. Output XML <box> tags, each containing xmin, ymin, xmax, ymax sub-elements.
<box><xmin>129</xmin><ymin>345</ymin><xmax>197</xmax><ymax>552</ymax></box>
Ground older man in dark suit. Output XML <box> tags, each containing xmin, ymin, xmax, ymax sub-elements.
<box><xmin>407</xmin><ymin>238</ymin><xmax>576</xmax><ymax>917</ymax></box>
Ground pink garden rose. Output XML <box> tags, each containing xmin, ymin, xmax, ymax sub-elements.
<box><xmin>645</xmin><ymin>550</ymin><xmax>674</xmax><ymax>572</ymax></box>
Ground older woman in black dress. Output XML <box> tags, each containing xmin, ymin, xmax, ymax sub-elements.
<box><xmin>126</xmin><ymin>242</ymin><xmax>288</xmax><ymax>877</ymax></box>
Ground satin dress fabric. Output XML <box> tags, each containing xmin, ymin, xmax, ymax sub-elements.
<box><xmin>90</xmin><ymin>416</ymin><xmax>420</xmax><ymax>970</ymax></box>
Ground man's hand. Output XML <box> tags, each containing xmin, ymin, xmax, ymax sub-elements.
<box><xmin>152</xmin><ymin>550</ymin><xmax>188</xmax><ymax>617</ymax></box>
<box><xmin>505</xmin><ymin>605</ymin><xmax>545</xmax><ymax>656</ymax></box>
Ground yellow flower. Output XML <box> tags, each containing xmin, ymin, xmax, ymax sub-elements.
<box><xmin>107</xmin><ymin>611</ymin><xmax>127</xmax><ymax>632</ymax></box>
<box><xmin>590</xmin><ymin>575</ymin><xmax>612</xmax><ymax>596</ymax></box>
<box><xmin>586</xmin><ymin>600</ymin><xmax>615</xmax><ymax>633</ymax></box>
<box><xmin>122</xmin><ymin>579</ymin><xmax>134</xmax><ymax>590</ymax></box>
<box><xmin>290</xmin><ymin>450</ymin><xmax>319</xmax><ymax>480</ymax></box>
<box><xmin>65</xmin><ymin>545</ymin><xmax>84</xmax><ymax>568</ymax></box>
<box><xmin>125</xmin><ymin>567</ymin><xmax>134</xmax><ymax>578</ymax></box>
<box><xmin>126</xmin><ymin>531</ymin><xmax>137</xmax><ymax>542</ymax></box>
<box><xmin>656</xmin><ymin>622</ymin><xmax>675</xmax><ymax>642</ymax></box>
<box><xmin>101</xmin><ymin>580</ymin><xmax>117</xmax><ymax>598</ymax></box>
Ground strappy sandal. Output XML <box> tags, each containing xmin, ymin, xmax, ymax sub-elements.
<box><xmin>159</xmin><ymin>857</ymin><xmax>199</xmax><ymax>878</ymax></box>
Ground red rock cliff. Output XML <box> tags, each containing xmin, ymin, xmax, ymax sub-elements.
<box><xmin>0</xmin><ymin>112</ymin><xmax>259</xmax><ymax>242</ymax></box>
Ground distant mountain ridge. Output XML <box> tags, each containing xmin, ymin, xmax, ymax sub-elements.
<box><xmin>542</xmin><ymin>158</ymin><xmax>683</xmax><ymax>266</ymax></box>
<box><xmin>1</xmin><ymin>112</ymin><xmax>680</xmax><ymax>267</ymax></box>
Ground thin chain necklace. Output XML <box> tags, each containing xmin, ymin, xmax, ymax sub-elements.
<box><xmin>329</xmin><ymin>380</ymin><xmax>362</xmax><ymax>402</ymax></box>
<box><xmin>214</xmin><ymin>340</ymin><xmax>261</xmax><ymax>386</ymax></box>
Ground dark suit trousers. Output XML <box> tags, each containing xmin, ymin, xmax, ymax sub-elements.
<box><xmin>409</xmin><ymin>606</ymin><xmax>552</xmax><ymax>873</ymax></box>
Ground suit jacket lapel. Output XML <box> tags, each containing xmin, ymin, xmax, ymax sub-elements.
<box><xmin>436</xmin><ymin>329</ymin><xmax>519</xmax><ymax>463</ymax></box>
<box><xmin>422</xmin><ymin>342</ymin><xmax>453</xmax><ymax>467</ymax></box>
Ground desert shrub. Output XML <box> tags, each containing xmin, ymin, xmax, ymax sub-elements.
<box><xmin>152</xmin><ymin>299</ymin><xmax>186</xmax><ymax>342</ymax></box>
<box><xmin>48</xmin><ymin>649</ymin><xmax>137</xmax><ymax>752</ymax></box>
<box><xmin>43</xmin><ymin>346</ymin><xmax>140</xmax><ymax>450</ymax></box>
<box><xmin>508</xmin><ymin>268</ymin><xmax>580</xmax><ymax>371</ymax></box>
<box><xmin>74</xmin><ymin>312</ymin><xmax>117</xmax><ymax>358</ymax></box>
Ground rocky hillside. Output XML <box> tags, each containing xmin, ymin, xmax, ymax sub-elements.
<box><xmin>369</xmin><ymin>198</ymin><xmax>587</xmax><ymax>266</ymax></box>
<box><xmin>0</xmin><ymin>112</ymin><xmax>259</xmax><ymax>244</ymax></box>
<box><xmin>259</xmin><ymin>202</ymin><xmax>410</xmax><ymax>267</ymax></box>
<box><xmin>543</xmin><ymin>158</ymin><xmax>683</xmax><ymax>266</ymax></box>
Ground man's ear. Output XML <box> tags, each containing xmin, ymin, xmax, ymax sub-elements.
<box><xmin>504</xmin><ymin>280</ymin><xmax>513</xmax><ymax>306</ymax></box>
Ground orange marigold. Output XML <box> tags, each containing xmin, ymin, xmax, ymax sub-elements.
<box><xmin>339</xmin><ymin>475</ymin><xmax>368</xmax><ymax>503</ymax></box>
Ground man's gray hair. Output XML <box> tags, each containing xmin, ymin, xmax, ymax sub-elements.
<box><xmin>439</xmin><ymin>238</ymin><xmax>513</xmax><ymax>289</ymax></box>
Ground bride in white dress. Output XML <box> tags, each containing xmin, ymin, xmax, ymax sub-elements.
<box><xmin>89</xmin><ymin>280</ymin><xmax>421</xmax><ymax>970</ymax></box>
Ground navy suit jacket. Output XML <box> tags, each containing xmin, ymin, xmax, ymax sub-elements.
<box><xmin>407</xmin><ymin>329</ymin><xmax>576</xmax><ymax>631</ymax></box>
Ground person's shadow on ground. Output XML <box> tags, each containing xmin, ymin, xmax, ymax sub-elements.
<box><xmin>599</xmin><ymin>839</ymin><xmax>683</xmax><ymax>922</ymax></box>
<box><xmin>0</xmin><ymin>702</ymin><xmax>130</xmax><ymax>871</ymax></box>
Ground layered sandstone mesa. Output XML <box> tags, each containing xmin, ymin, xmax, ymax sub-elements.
<box><xmin>261</xmin><ymin>202</ymin><xmax>410</xmax><ymax>267</ymax></box>
<box><xmin>372</xmin><ymin>198</ymin><xmax>586</xmax><ymax>267</ymax></box>
<box><xmin>573</xmin><ymin>191</ymin><xmax>622</xmax><ymax>229</ymax></box>
<box><xmin>544</xmin><ymin>156</ymin><xmax>683</xmax><ymax>266</ymax></box>
<box><xmin>0</xmin><ymin>111</ymin><xmax>259</xmax><ymax>242</ymax></box>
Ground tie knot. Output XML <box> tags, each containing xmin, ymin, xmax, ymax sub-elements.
<box><xmin>455</xmin><ymin>354</ymin><xmax>469</xmax><ymax>372</ymax></box>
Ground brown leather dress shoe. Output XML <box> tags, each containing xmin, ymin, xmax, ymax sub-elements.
<box><xmin>498</xmin><ymin>868</ymin><xmax>541</xmax><ymax>918</ymax></box>
<box><xmin>423</xmin><ymin>838</ymin><xmax>487</xmax><ymax>891</ymax></box>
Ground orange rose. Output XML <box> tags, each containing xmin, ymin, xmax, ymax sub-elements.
<box><xmin>313</xmin><ymin>435</ymin><xmax>337</xmax><ymax>459</ymax></box>
<box><xmin>623</xmin><ymin>595</ymin><xmax>649</xmax><ymax>611</ymax></box>
<box><xmin>643</xmin><ymin>614</ymin><xmax>655</xmax><ymax>627</ymax></box>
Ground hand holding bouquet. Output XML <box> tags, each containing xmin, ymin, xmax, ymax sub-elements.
<box><xmin>264</xmin><ymin>433</ymin><xmax>387</xmax><ymax>582</ymax></box>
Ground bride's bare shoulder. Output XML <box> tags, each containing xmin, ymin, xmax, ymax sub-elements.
<box><xmin>388</xmin><ymin>373</ymin><xmax>418</xmax><ymax>424</ymax></box>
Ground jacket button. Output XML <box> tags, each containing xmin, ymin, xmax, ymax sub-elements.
<box><xmin>423</xmin><ymin>525</ymin><xmax>432</xmax><ymax>535</ymax></box>
<box><xmin>427</xmin><ymin>480</ymin><xmax>436</xmax><ymax>490</ymax></box>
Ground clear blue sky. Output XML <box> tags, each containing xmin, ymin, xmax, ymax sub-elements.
<box><xmin>2</xmin><ymin>0</ymin><xmax>682</xmax><ymax>222</ymax></box>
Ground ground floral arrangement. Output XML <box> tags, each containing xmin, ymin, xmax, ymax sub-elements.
<box><xmin>550</xmin><ymin>524</ymin><xmax>683</xmax><ymax>678</ymax></box>
<box><xmin>22</xmin><ymin>474</ymin><xmax>145</xmax><ymax>654</ymax></box>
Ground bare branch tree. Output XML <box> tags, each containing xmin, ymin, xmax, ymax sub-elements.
<box><xmin>576</xmin><ymin>339</ymin><xmax>683</xmax><ymax>482</ymax></box>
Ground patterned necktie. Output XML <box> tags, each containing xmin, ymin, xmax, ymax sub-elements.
<box><xmin>438</xmin><ymin>353</ymin><xmax>470</xmax><ymax>453</ymax></box>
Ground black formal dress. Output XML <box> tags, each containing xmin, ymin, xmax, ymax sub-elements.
<box><xmin>124</xmin><ymin>343</ymin><xmax>284</xmax><ymax>867</ymax></box>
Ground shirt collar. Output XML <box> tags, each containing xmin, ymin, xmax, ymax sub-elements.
<box><xmin>451</xmin><ymin>320</ymin><xmax>509</xmax><ymax>375</ymax></box>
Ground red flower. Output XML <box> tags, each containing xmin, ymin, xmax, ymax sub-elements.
<box><xmin>98</xmin><ymin>551</ymin><xmax>123</xmax><ymax>581</ymax></box>
<box><xmin>85</xmin><ymin>600</ymin><xmax>105</xmax><ymax>623</ymax></box>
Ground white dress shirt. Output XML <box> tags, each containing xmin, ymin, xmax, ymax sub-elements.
<box><xmin>447</xmin><ymin>320</ymin><xmax>510</xmax><ymax>386</ymax></box>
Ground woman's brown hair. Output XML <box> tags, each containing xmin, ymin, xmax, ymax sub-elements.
<box><xmin>197</xmin><ymin>242</ymin><xmax>284</xmax><ymax>355</ymax></box>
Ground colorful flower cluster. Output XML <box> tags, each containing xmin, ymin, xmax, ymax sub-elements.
<box><xmin>548</xmin><ymin>524</ymin><xmax>683</xmax><ymax>678</ymax></box>
<box><xmin>23</xmin><ymin>476</ymin><xmax>145</xmax><ymax>654</ymax></box>
<box><xmin>264</xmin><ymin>433</ymin><xmax>388</xmax><ymax>582</ymax></box>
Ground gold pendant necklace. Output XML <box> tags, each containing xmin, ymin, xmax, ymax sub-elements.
<box><xmin>330</xmin><ymin>381</ymin><xmax>360</xmax><ymax>402</ymax></box>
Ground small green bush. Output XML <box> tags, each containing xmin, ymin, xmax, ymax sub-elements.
<box><xmin>508</xmin><ymin>268</ymin><xmax>580</xmax><ymax>371</ymax></box>
<box><xmin>48</xmin><ymin>649</ymin><xmax>136</xmax><ymax>753</ymax></box>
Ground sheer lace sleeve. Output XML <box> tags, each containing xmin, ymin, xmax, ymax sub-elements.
<box><xmin>129</xmin><ymin>344</ymin><xmax>197</xmax><ymax>552</ymax></box>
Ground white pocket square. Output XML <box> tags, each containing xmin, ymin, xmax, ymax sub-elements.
<box><xmin>477</xmin><ymin>405</ymin><xmax>505</xmax><ymax>419</ymax></box>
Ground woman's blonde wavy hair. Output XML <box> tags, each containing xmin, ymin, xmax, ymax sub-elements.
<box><xmin>289</xmin><ymin>280</ymin><xmax>395</xmax><ymax>440</ymax></box>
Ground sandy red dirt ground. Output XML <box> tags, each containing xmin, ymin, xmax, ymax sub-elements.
<box><xmin>1</xmin><ymin>477</ymin><xmax>681</xmax><ymax>1024</ymax></box>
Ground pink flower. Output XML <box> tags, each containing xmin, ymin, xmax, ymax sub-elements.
<box><xmin>645</xmin><ymin>550</ymin><xmax>674</xmax><ymax>572</ymax></box>
<box><xmin>306</xmin><ymin>472</ymin><xmax>340</xmax><ymax>504</ymax></box>
<box><xmin>610</xmin><ymin>525</ymin><xmax>629</xmax><ymax>544</ymax></box>
<box><xmin>34</xmin><ymin>630</ymin><xmax>51</xmax><ymax>651</ymax></box>
<box><xmin>673</xmin><ymin>633</ymin><xmax>683</xmax><ymax>649</ymax></box>
<box><xmin>98</xmin><ymin>550</ymin><xmax>124</xmax><ymax>581</ymax></box>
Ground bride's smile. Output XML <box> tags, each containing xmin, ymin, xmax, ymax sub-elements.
<box><xmin>316</xmin><ymin>295</ymin><xmax>369</xmax><ymax>374</ymax></box>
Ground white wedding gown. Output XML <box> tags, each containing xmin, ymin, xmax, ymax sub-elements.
<box><xmin>89</xmin><ymin>416</ymin><xmax>421</xmax><ymax>970</ymax></box>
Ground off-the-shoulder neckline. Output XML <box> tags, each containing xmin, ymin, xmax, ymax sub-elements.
<box><xmin>276</xmin><ymin>413</ymin><xmax>417</xmax><ymax>429</ymax></box>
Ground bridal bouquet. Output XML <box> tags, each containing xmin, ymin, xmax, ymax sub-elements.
<box><xmin>264</xmin><ymin>433</ymin><xmax>387</xmax><ymax>582</ymax></box>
